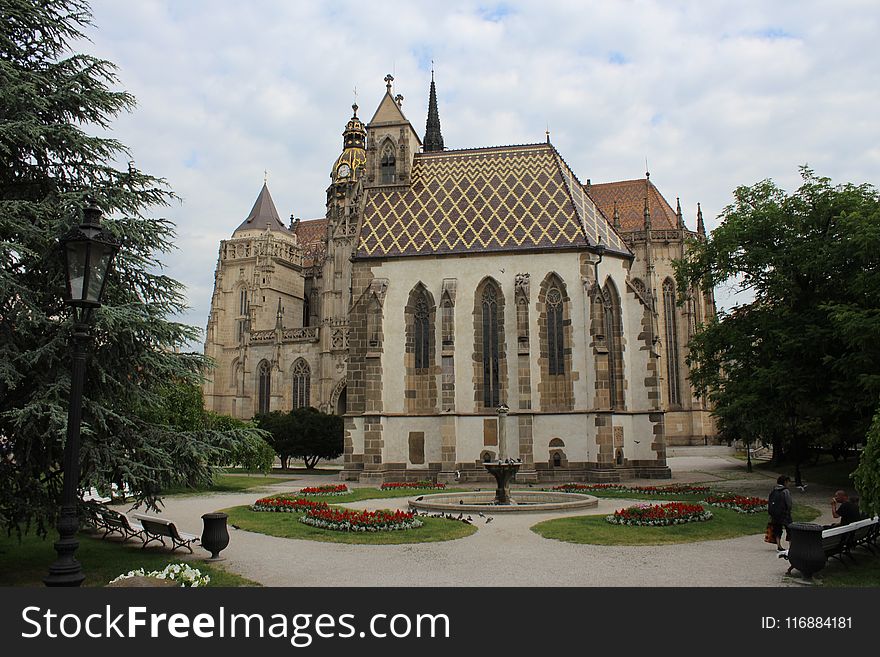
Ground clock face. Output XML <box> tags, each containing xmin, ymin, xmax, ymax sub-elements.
<box><xmin>337</xmin><ymin>163</ymin><xmax>351</xmax><ymax>178</ymax></box>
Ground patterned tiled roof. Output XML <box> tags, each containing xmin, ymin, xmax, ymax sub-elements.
<box><xmin>588</xmin><ymin>178</ymin><xmax>679</xmax><ymax>232</ymax></box>
<box><xmin>294</xmin><ymin>218</ymin><xmax>327</xmax><ymax>268</ymax></box>
<box><xmin>357</xmin><ymin>143</ymin><xmax>629</xmax><ymax>259</ymax></box>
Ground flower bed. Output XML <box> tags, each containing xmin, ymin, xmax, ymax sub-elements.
<box><xmin>298</xmin><ymin>484</ymin><xmax>349</xmax><ymax>496</ymax></box>
<box><xmin>553</xmin><ymin>483</ymin><xmax>711</xmax><ymax>496</ymax></box>
<box><xmin>380</xmin><ymin>481</ymin><xmax>446</xmax><ymax>490</ymax></box>
<box><xmin>605</xmin><ymin>502</ymin><xmax>712</xmax><ymax>526</ymax></box>
<box><xmin>109</xmin><ymin>563</ymin><xmax>209</xmax><ymax>587</ymax></box>
<box><xmin>252</xmin><ymin>496</ymin><xmax>330</xmax><ymax>513</ymax></box>
<box><xmin>300</xmin><ymin>508</ymin><xmax>423</xmax><ymax>532</ymax></box>
<box><xmin>703</xmin><ymin>495</ymin><xmax>768</xmax><ymax>514</ymax></box>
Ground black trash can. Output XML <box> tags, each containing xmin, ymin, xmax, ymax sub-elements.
<box><xmin>201</xmin><ymin>512</ymin><xmax>230</xmax><ymax>561</ymax></box>
<box><xmin>786</xmin><ymin>522</ymin><xmax>825</xmax><ymax>579</ymax></box>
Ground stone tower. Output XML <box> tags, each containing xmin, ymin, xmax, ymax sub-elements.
<box><xmin>203</xmin><ymin>182</ymin><xmax>305</xmax><ymax>417</ymax></box>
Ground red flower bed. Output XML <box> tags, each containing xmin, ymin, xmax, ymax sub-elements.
<box><xmin>299</xmin><ymin>484</ymin><xmax>349</xmax><ymax>496</ymax></box>
<box><xmin>380</xmin><ymin>482</ymin><xmax>446</xmax><ymax>490</ymax></box>
<box><xmin>553</xmin><ymin>483</ymin><xmax>710</xmax><ymax>495</ymax></box>
<box><xmin>606</xmin><ymin>502</ymin><xmax>712</xmax><ymax>526</ymax></box>
<box><xmin>300</xmin><ymin>507</ymin><xmax>423</xmax><ymax>532</ymax></box>
<box><xmin>703</xmin><ymin>495</ymin><xmax>767</xmax><ymax>513</ymax></box>
<box><xmin>252</xmin><ymin>497</ymin><xmax>330</xmax><ymax>513</ymax></box>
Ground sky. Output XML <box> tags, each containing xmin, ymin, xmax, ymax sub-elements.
<box><xmin>80</xmin><ymin>0</ymin><xmax>880</xmax><ymax>349</ymax></box>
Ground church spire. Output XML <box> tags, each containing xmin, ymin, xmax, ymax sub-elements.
<box><xmin>423</xmin><ymin>67</ymin><xmax>444</xmax><ymax>152</ymax></box>
<box><xmin>697</xmin><ymin>202</ymin><xmax>706</xmax><ymax>237</ymax></box>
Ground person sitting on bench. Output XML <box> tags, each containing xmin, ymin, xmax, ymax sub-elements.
<box><xmin>828</xmin><ymin>490</ymin><xmax>861</xmax><ymax>527</ymax></box>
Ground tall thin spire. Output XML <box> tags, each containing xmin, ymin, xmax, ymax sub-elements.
<box><xmin>697</xmin><ymin>202</ymin><xmax>706</xmax><ymax>237</ymax></box>
<box><xmin>423</xmin><ymin>66</ymin><xmax>444</xmax><ymax>152</ymax></box>
<box><xmin>676</xmin><ymin>197</ymin><xmax>684</xmax><ymax>230</ymax></box>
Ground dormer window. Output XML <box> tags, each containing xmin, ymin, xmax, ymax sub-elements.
<box><xmin>380</xmin><ymin>144</ymin><xmax>396</xmax><ymax>183</ymax></box>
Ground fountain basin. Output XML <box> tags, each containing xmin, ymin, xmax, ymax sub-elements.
<box><xmin>408</xmin><ymin>491</ymin><xmax>599</xmax><ymax>513</ymax></box>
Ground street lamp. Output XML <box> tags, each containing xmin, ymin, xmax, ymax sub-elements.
<box><xmin>45</xmin><ymin>196</ymin><xmax>119</xmax><ymax>587</ymax></box>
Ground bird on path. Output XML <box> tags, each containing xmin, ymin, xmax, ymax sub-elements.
<box><xmin>455</xmin><ymin>470</ymin><xmax>461</xmax><ymax>480</ymax></box>
<box><xmin>459</xmin><ymin>500</ymin><xmax>464</xmax><ymax>505</ymax></box>
<box><xmin>231</xmin><ymin>524</ymin><xmax>241</xmax><ymax>530</ymax></box>
<box><xmin>485</xmin><ymin>517</ymin><xmax>494</xmax><ymax>524</ymax></box>
<box><xmin>478</xmin><ymin>511</ymin><xmax>485</xmax><ymax>518</ymax></box>
<box><xmin>467</xmin><ymin>516</ymin><xmax>473</xmax><ymax>522</ymax></box>
<box><xmin>415</xmin><ymin>496</ymin><xmax>424</xmax><ymax>501</ymax></box>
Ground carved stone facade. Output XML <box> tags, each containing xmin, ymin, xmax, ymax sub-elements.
<box><xmin>203</xmin><ymin>75</ymin><xmax>717</xmax><ymax>482</ymax></box>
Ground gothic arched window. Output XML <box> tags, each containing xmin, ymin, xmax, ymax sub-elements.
<box><xmin>237</xmin><ymin>287</ymin><xmax>249</xmax><ymax>342</ymax></box>
<box><xmin>546</xmin><ymin>287</ymin><xmax>564</xmax><ymax>374</ymax></box>
<box><xmin>602</xmin><ymin>282</ymin><xmax>625</xmax><ymax>410</ymax></box>
<box><xmin>441</xmin><ymin>297</ymin><xmax>454</xmax><ymax>347</ymax></box>
<box><xmin>481</xmin><ymin>283</ymin><xmax>501</xmax><ymax>407</ymax></box>
<box><xmin>257</xmin><ymin>360</ymin><xmax>271</xmax><ymax>415</ymax></box>
<box><xmin>292</xmin><ymin>359</ymin><xmax>311</xmax><ymax>409</ymax></box>
<box><xmin>663</xmin><ymin>279</ymin><xmax>681</xmax><ymax>407</ymax></box>
<box><xmin>516</xmin><ymin>295</ymin><xmax>529</xmax><ymax>347</ymax></box>
<box><xmin>367</xmin><ymin>295</ymin><xmax>381</xmax><ymax>348</ymax></box>
<box><xmin>380</xmin><ymin>143</ymin><xmax>396</xmax><ymax>183</ymax></box>
<box><xmin>414</xmin><ymin>292</ymin><xmax>431</xmax><ymax>372</ymax></box>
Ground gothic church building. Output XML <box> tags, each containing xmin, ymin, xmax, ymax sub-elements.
<box><xmin>203</xmin><ymin>74</ymin><xmax>716</xmax><ymax>484</ymax></box>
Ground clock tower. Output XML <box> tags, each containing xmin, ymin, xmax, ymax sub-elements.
<box><xmin>317</xmin><ymin>104</ymin><xmax>367</xmax><ymax>411</ymax></box>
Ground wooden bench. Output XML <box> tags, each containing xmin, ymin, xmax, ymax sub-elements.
<box><xmin>782</xmin><ymin>516</ymin><xmax>880</xmax><ymax>578</ymax></box>
<box><xmin>98</xmin><ymin>509</ymin><xmax>145</xmax><ymax>543</ymax></box>
<box><xmin>131</xmin><ymin>514</ymin><xmax>200</xmax><ymax>553</ymax></box>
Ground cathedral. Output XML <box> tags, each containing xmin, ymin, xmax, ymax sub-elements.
<box><xmin>202</xmin><ymin>73</ymin><xmax>717</xmax><ymax>484</ymax></box>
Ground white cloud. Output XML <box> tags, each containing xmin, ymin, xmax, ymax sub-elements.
<box><xmin>77</xmin><ymin>0</ymin><xmax>880</xmax><ymax>345</ymax></box>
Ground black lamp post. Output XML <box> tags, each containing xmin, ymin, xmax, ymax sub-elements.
<box><xmin>45</xmin><ymin>197</ymin><xmax>119</xmax><ymax>587</ymax></box>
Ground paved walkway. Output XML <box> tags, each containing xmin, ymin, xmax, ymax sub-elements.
<box><xmin>111</xmin><ymin>453</ymin><xmax>840</xmax><ymax>587</ymax></box>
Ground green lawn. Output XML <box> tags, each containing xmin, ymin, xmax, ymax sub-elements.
<box><xmin>222</xmin><ymin>505</ymin><xmax>477</xmax><ymax>545</ymax></box>
<box><xmin>269</xmin><ymin>487</ymin><xmax>467</xmax><ymax>504</ymax></box>
<box><xmin>818</xmin><ymin>554</ymin><xmax>880</xmax><ymax>587</ymax></box>
<box><xmin>162</xmin><ymin>473</ymin><xmax>298</xmax><ymax>496</ymax></box>
<box><xmin>755</xmin><ymin>456</ymin><xmax>860</xmax><ymax>489</ymax></box>
<box><xmin>531</xmin><ymin>504</ymin><xmax>821</xmax><ymax>546</ymax></box>
<box><xmin>0</xmin><ymin>530</ymin><xmax>258</xmax><ymax>587</ymax></box>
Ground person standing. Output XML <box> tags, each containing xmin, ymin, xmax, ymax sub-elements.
<box><xmin>767</xmin><ymin>475</ymin><xmax>793</xmax><ymax>551</ymax></box>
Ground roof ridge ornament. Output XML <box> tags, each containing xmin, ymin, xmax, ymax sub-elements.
<box><xmin>384</xmin><ymin>73</ymin><xmax>394</xmax><ymax>92</ymax></box>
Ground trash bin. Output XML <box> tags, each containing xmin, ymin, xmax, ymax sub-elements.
<box><xmin>201</xmin><ymin>512</ymin><xmax>230</xmax><ymax>561</ymax></box>
<box><xmin>786</xmin><ymin>522</ymin><xmax>825</xmax><ymax>579</ymax></box>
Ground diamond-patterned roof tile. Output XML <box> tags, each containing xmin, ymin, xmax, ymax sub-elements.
<box><xmin>357</xmin><ymin>143</ymin><xmax>630</xmax><ymax>258</ymax></box>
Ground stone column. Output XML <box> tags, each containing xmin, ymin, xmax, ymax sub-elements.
<box><xmin>497</xmin><ymin>403</ymin><xmax>509</xmax><ymax>460</ymax></box>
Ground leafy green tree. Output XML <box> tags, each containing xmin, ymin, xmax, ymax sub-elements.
<box><xmin>676</xmin><ymin>169</ymin><xmax>880</xmax><ymax>483</ymax></box>
<box><xmin>852</xmin><ymin>410</ymin><xmax>880</xmax><ymax>517</ymax></box>
<box><xmin>256</xmin><ymin>408</ymin><xmax>344</xmax><ymax>470</ymax></box>
<box><xmin>0</xmin><ymin>0</ymin><xmax>248</xmax><ymax>535</ymax></box>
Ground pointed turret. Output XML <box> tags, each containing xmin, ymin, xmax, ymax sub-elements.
<box><xmin>234</xmin><ymin>182</ymin><xmax>288</xmax><ymax>235</ymax></box>
<box><xmin>612</xmin><ymin>199</ymin><xmax>621</xmax><ymax>231</ymax></box>
<box><xmin>676</xmin><ymin>197</ymin><xmax>685</xmax><ymax>230</ymax></box>
<box><xmin>697</xmin><ymin>202</ymin><xmax>706</xmax><ymax>237</ymax></box>
<box><xmin>423</xmin><ymin>69</ymin><xmax>445</xmax><ymax>152</ymax></box>
<box><xmin>643</xmin><ymin>195</ymin><xmax>652</xmax><ymax>232</ymax></box>
<box><xmin>275</xmin><ymin>298</ymin><xmax>283</xmax><ymax>330</ymax></box>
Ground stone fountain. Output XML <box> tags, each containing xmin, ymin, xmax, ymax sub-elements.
<box><xmin>484</xmin><ymin>404</ymin><xmax>520</xmax><ymax>504</ymax></box>
<box><xmin>408</xmin><ymin>404</ymin><xmax>599</xmax><ymax>514</ymax></box>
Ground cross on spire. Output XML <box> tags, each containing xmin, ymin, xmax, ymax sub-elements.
<box><xmin>384</xmin><ymin>73</ymin><xmax>394</xmax><ymax>91</ymax></box>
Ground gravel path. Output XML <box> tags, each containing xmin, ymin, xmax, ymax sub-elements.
<box><xmin>111</xmin><ymin>454</ymin><xmax>841</xmax><ymax>587</ymax></box>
